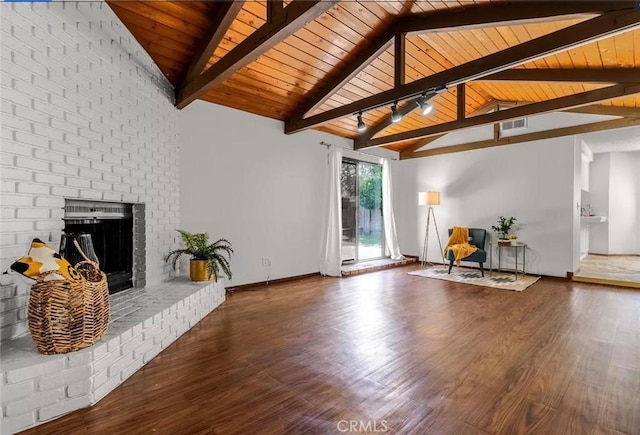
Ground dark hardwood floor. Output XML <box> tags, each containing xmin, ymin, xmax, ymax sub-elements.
<box><xmin>23</xmin><ymin>264</ymin><xmax>640</xmax><ymax>434</ymax></box>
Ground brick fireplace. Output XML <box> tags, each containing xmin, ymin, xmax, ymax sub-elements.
<box><xmin>0</xmin><ymin>1</ymin><xmax>179</xmax><ymax>341</ymax></box>
<box><xmin>0</xmin><ymin>3</ymin><xmax>226</xmax><ymax>434</ymax></box>
<box><xmin>61</xmin><ymin>199</ymin><xmax>145</xmax><ymax>294</ymax></box>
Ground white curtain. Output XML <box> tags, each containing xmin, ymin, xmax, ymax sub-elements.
<box><xmin>319</xmin><ymin>146</ymin><xmax>343</xmax><ymax>277</ymax></box>
<box><xmin>382</xmin><ymin>159</ymin><xmax>404</xmax><ymax>260</ymax></box>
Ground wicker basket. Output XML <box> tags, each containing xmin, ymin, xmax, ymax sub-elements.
<box><xmin>27</xmin><ymin>242</ymin><xmax>110</xmax><ymax>354</ymax></box>
<box><xmin>75</xmin><ymin>260</ymin><xmax>110</xmax><ymax>343</ymax></box>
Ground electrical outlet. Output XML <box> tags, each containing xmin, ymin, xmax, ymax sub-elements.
<box><xmin>266</xmin><ymin>258</ymin><xmax>271</xmax><ymax>267</ymax></box>
<box><xmin>261</xmin><ymin>257</ymin><xmax>271</xmax><ymax>267</ymax></box>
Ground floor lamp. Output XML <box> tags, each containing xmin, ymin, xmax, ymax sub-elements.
<box><xmin>420</xmin><ymin>191</ymin><xmax>445</xmax><ymax>267</ymax></box>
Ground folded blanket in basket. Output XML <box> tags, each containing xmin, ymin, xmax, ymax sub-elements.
<box><xmin>8</xmin><ymin>238</ymin><xmax>85</xmax><ymax>282</ymax></box>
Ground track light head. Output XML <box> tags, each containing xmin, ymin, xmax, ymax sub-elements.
<box><xmin>417</xmin><ymin>95</ymin><xmax>433</xmax><ymax>116</ymax></box>
<box><xmin>391</xmin><ymin>103</ymin><xmax>402</xmax><ymax>123</ymax></box>
<box><xmin>356</xmin><ymin>113</ymin><xmax>366</xmax><ymax>132</ymax></box>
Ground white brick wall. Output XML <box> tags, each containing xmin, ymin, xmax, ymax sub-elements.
<box><xmin>0</xmin><ymin>278</ymin><xmax>226</xmax><ymax>435</ymax></box>
<box><xmin>0</xmin><ymin>2</ymin><xmax>180</xmax><ymax>340</ymax></box>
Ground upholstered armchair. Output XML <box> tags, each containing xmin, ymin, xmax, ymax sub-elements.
<box><xmin>446</xmin><ymin>228</ymin><xmax>488</xmax><ymax>276</ymax></box>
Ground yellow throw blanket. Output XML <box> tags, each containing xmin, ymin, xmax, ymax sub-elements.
<box><xmin>444</xmin><ymin>226</ymin><xmax>478</xmax><ymax>266</ymax></box>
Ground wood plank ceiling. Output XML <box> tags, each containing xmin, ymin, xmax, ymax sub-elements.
<box><xmin>108</xmin><ymin>1</ymin><xmax>640</xmax><ymax>154</ymax></box>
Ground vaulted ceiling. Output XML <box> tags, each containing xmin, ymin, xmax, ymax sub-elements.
<box><xmin>108</xmin><ymin>1</ymin><xmax>640</xmax><ymax>158</ymax></box>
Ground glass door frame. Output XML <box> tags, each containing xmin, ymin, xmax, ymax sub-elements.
<box><xmin>341</xmin><ymin>159</ymin><xmax>358</xmax><ymax>264</ymax></box>
<box><xmin>341</xmin><ymin>157</ymin><xmax>387</xmax><ymax>264</ymax></box>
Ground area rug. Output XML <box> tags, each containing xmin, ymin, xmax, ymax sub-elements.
<box><xmin>408</xmin><ymin>267</ymin><xmax>540</xmax><ymax>292</ymax></box>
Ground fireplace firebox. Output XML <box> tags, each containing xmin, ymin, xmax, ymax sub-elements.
<box><xmin>62</xmin><ymin>200</ymin><xmax>134</xmax><ymax>294</ymax></box>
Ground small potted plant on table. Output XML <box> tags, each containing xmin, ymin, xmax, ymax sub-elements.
<box><xmin>491</xmin><ymin>216</ymin><xmax>517</xmax><ymax>246</ymax></box>
<box><xmin>165</xmin><ymin>230</ymin><xmax>233</xmax><ymax>282</ymax></box>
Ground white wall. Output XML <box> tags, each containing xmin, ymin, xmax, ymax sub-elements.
<box><xmin>392</xmin><ymin>136</ymin><xmax>576</xmax><ymax>277</ymax></box>
<box><xmin>502</xmin><ymin>112</ymin><xmax>614</xmax><ymax>138</ymax></box>
<box><xmin>589</xmin><ymin>152</ymin><xmax>640</xmax><ymax>255</ymax></box>
<box><xmin>588</xmin><ymin>153</ymin><xmax>610</xmax><ymax>254</ymax></box>
<box><xmin>638</xmin><ymin>162</ymin><xmax>640</xmax><ymax>254</ymax></box>
<box><xmin>179</xmin><ymin>100</ymin><xmax>395</xmax><ymax>287</ymax></box>
<box><xmin>422</xmin><ymin>112</ymin><xmax>614</xmax><ymax>151</ymax></box>
<box><xmin>0</xmin><ymin>3</ymin><xmax>179</xmax><ymax>340</ymax></box>
<box><xmin>572</xmin><ymin>138</ymin><xmax>582</xmax><ymax>272</ymax></box>
<box><xmin>608</xmin><ymin>152</ymin><xmax>639</xmax><ymax>254</ymax></box>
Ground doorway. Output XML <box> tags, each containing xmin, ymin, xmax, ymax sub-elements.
<box><xmin>574</xmin><ymin>141</ymin><xmax>640</xmax><ymax>289</ymax></box>
<box><xmin>341</xmin><ymin>159</ymin><xmax>385</xmax><ymax>263</ymax></box>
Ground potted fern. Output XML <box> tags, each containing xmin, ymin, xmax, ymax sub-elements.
<box><xmin>165</xmin><ymin>230</ymin><xmax>233</xmax><ymax>282</ymax></box>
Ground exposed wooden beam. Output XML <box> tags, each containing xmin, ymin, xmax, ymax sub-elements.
<box><xmin>399</xmin><ymin>0</ymin><xmax>417</xmax><ymax>16</ymax></box>
<box><xmin>267</xmin><ymin>0</ymin><xmax>283</xmax><ymax>22</ymax></box>
<box><xmin>468</xmin><ymin>101</ymin><xmax>499</xmax><ymax>117</ymax></box>
<box><xmin>457</xmin><ymin>84</ymin><xmax>465</xmax><ymax>121</ymax></box>
<box><xmin>177</xmin><ymin>0</ymin><xmax>337</xmax><ymax>109</ymax></box>
<box><xmin>480</xmin><ymin>100</ymin><xmax>640</xmax><ymax>118</ymax></box>
<box><xmin>401</xmin><ymin>118</ymin><xmax>640</xmax><ymax>160</ymax></box>
<box><xmin>358</xmin><ymin>83</ymin><xmax>640</xmax><ymax>148</ymax></box>
<box><xmin>289</xmin><ymin>28</ymin><xmax>395</xmax><ymax>119</ymax></box>
<box><xmin>286</xmin><ymin>9</ymin><xmax>640</xmax><ymax>134</ymax></box>
<box><xmin>496</xmin><ymin>101</ymin><xmax>523</xmax><ymax>110</ymax></box>
<box><xmin>286</xmin><ymin>2</ymin><xmax>635</xmax><ymax>124</ymax></box>
<box><xmin>564</xmin><ymin>105</ymin><xmax>640</xmax><ymax>117</ymax></box>
<box><xmin>357</xmin><ymin>91</ymin><xmax>437</xmax><ymax>143</ymax></box>
<box><xmin>365</xmin><ymin>98</ymin><xmax>416</xmax><ymax>140</ymax></box>
<box><xmin>395</xmin><ymin>33</ymin><xmax>406</xmax><ymax>89</ymax></box>
<box><xmin>483</xmin><ymin>68</ymin><xmax>640</xmax><ymax>84</ymax></box>
<box><xmin>397</xmin><ymin>101</ymin><xmax>639</xmax><ymax>155</ymax></box>
<box><xmin>388</xmin><ymin>96</ymin><xmax>497</xmax><ymax>153</ymax></box>
<box><xmin>472</xmin><ymin>100</ymin><xmax>640</xmax><ymax>118</ymax></box>
<box><xmin>493</xmin><ymin>123</ymin><xmax>500</xmax><ymax>141</ymax></box>
<box><xmin>400</xmin><ymin>135</ymin><xmax>446</xmax><ymax>155</ymax></box>
<box><xmin>398</xmin><ymin>1</ymin><xmax>637</xmax><ymax>34</ymax></box>
<box><xmin>181</xmin><ymin>1</ymin><xmax>246</xmax><ymax>85</ymax></box>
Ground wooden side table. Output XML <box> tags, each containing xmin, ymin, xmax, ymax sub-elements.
<box><xmin>489</xmin><ymin>242</ymin><xmax>527</xmax><ymax>279</ymax></box>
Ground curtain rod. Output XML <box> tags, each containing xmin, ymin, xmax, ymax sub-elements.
<box><xmin>319</xmin><ymin>141</ymin><xmax>398</xmax><ymax>160</ymax></box>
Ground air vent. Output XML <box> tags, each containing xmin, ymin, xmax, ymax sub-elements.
<box><xmin>64</xmin><ymin>199</ymin><xmax>132</xmax><ymax>220</ymax></box>
<box><xmin>500</xmin><ymin>118</ymin><xmax>527</xmax><ymax>131</ymax></box>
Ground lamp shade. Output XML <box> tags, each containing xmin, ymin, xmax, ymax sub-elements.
<box><xmin>426</xmin><ymin>191</ymin><xmax>440</xmax><ymax>205</ymax></box>
<box><xmin>419</xmin><ymin>191</ymin><xmax>440</xmax><ymax>206</ymax></box>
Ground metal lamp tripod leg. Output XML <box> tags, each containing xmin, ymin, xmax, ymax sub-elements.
<box><xmin>421</xmin><ymin>208</ymin><xmax>431</xmax><ymax>267</ymax></box>
<box><xmin>422</xmin><ymin>207</ymin><xmax>445</xmax><ymax>267</ymax></box>
<box><xmin>430</xmin><ymin>207</ymin><xmax>445</xmax><ymax>266</ymax></box>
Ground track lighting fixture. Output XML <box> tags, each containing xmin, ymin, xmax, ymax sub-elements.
<box><xmin>356</xmin><ymin>112</ymin><xmax>366</xmax><ymax>132</ymax></box>
<box><xmin>416</xmin><ymin>95</ymin><xmax>433</xmax><ymax>116</ymax></box>
<box><xmin>390</xmin><ymin>103</ymin><xmax>402</xmax><ymax>123</ymax></box>
<box><xmin>352</xmin><ymin>90</ymin><xmax>439</xmax><ymax>132</ymax></box>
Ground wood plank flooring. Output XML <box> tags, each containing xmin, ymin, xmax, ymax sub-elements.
<box><xmin>23</xmin><ymin>264</ymin><xmax>640</xmax><ymax>435</ymax></box>
<box><xmin>574</xmin><ymin>255</ymin><xmax>640</xmax><ymax>289</ymax></box>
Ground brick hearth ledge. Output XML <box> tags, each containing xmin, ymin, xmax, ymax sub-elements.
<box><xmin>0</xmin><ymin>278</ymin><xmax>225</xmax><ymax>435</ymax></box>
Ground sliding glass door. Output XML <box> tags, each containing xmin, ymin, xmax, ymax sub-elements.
<box><xmin>358</xmin><ymin>162</ymin><xmax>384</xmax><ymax>260</ymax></box>
<box><xmin>341</xmin><ymin>159</ymin><xmax>384</xmax><ymax>263</ymax></box>
<box><xmin>341</xmin><ymin>160</ymin><xmax>358</xmax><ymax>262</ymax></box>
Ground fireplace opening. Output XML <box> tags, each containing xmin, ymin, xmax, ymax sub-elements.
<box><xmin>62</xmin><ymin>200</ymin><xmax>134</xmax><ymax>294</ymax></box>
